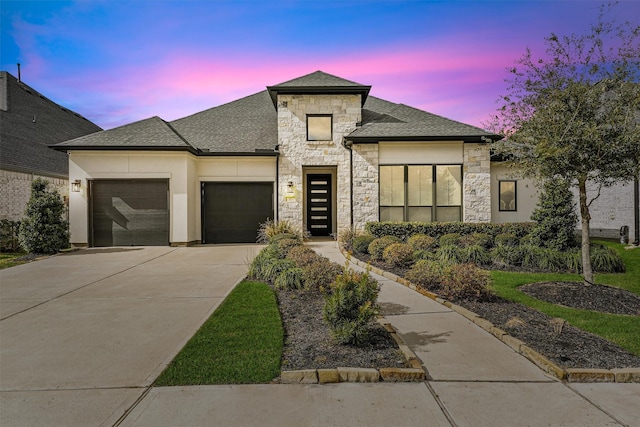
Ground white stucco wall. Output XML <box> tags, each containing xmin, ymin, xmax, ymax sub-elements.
<box><xmin>490</xmin><ymin>163</ymin><xmax>539</xmax><ymax>224</ymax></box>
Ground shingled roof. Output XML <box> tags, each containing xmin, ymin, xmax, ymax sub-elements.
<box><xmin>0</xmin><ymin>71</ymin><xmax>102</xmax><ymax>177</ymax></box>
<box><xmin>52</xmin><ymin>70</ymin><xmax>499</xmax><ymax>154</ymax></box>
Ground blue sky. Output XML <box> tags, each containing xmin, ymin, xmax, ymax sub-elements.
<box><xmin>2</xmin><ymin>0</ymin><xmax>638</xmax><ymax>130</ymax></box>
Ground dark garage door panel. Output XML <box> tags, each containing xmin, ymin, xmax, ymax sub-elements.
<box><xmin>203</xmin><ymin>182</ymin><xmax>273</xmax><ymax>244</ymax></box>
<box><xmin>91</xmin><ymin>180</ymin><xmax>169</xmax><ymax>246</ymax></box>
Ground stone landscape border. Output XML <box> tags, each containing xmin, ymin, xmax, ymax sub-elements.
<box><xmin>280</xmin><ymin>321</ymin><xmax>426</xmax><ymax>384</ymax></box>
<box><xmin>342</xmin><ymin>250</ymin><xmax>640</xmax><ymax>384</ymax></box>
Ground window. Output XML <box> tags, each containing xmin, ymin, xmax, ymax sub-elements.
<box><xmin>307</xmin><ymin>115</ymin><xmax>332</xmax><ymax>141</ymax></box>
<box><xmin>499</xmin><ymin>180</ymin><xmax>517</xmax><ymax>211</ymax></box>
<box><xmin>380</xmin><ymin>164</ymin><xmax>462</xmax><ymax>222</ymax></box>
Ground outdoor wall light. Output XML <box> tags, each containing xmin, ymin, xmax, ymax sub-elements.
<box><xmin>285</xmin><ymin>181</ymin><xmax>296</xmax><ymax>199</ymax></box>
<box><xmin>71</xmin><ymin>179</ymin><xmax>81</xmax><ymax>192</ymax></box>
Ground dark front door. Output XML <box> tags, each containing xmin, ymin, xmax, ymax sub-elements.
<box><xmin>306</xmin><ymin>174</ymin><xmax>332</xmax><ymax>236</ymax></box>
<box><xmin>90</xmin><ymin>179</ymin><xmax>169</xmax><ymax>247</ymax></box>
<box><xmin>202</xmin><ymin>182</ymin><xmax>273</xmax><ymax>244</ymax></box>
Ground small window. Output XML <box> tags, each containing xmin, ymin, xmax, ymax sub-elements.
<box><xmin>499</xmin><ymin>181</ymin><xmax>517</xmax><ymax>211</ymax></box>
<box><xmin>307</xmin><ymin>115</ymin><xmax>332</xmax><ymax>141</ymax></box>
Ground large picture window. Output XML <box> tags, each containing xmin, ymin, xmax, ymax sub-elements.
<box><xmin>307</xmin><ymin>115</ymin><xmax>332</xmax><ymax>141</ymax></box>
<box><xmin>499</xmin><ymin>180</ymin><xmax>517</xmax><ymax>211</ymax></box>
<box><xmin>380</xmin><ymin>164</ymin><xmax>462</xmax><ymax>222</ymax></box>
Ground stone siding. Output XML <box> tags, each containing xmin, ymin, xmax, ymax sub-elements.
<box><xmin>352</xmin><ymin>143</ymin><xmax>379</xmax><ymax>231</ymax></box>
<box><xmin>463</xmin><ymin>143</ymin><xmax>491</xmax><ymax>222</ymax></box>
<box><xmin>0</xmin><ymin>169</ymin><xmax>68</xmax><ymax>220</ymax></box>
<box><xmin>277</xmin><ymin>94</ymin><xmax>360</xmax><ymax>234</ymax></box>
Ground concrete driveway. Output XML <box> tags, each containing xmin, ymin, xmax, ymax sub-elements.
<box><xmin>0</xmin><ymin>245</ymin><xmax>260</xmax><ymax>426</ymax></box>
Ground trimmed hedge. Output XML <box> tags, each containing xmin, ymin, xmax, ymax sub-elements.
<box><xmin>365</xmin><ymin>221</ymin><xmax>534</xmax><ymax>241</ymax></box>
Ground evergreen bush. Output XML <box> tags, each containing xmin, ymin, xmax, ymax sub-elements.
<box><xmin>368</xmin><ymin>236</ymin><xmax>401</xmax><ymax>261</ymax></box>
<box><xmin>441</xmin><ymin>263</ymin><xmax>492</xmax><ymax>301</ymax></box>
<box><xmin>382</xmin><ymin>242</ymin><xmax>414</xmax><ymax>267</ymax></box>
<box><xmin>0</xmin><ymin>220</ymin><xmax>21</xmax><ymax>252</ymax></box>
<box><xmin>461</xmin><ymin>244</ymin><xmax>491</xmax><ymax>266</ymax></box>
<box><xmin>494</xmin><ymin>233</ymin><xmax>519</xmax><ymax>247</ymax></box>
<box><xmin>405</xmin><ymin>260</ymin><xmax>444</xmax><ymax>291</ymax></box>
<box><xmin>302</xmin><ymin>258</ymin><xmax>343</xmax><ymax>291</ymax></box>
<box><xmin>439</xmin><ymin>233</ymin><xmax>462</xmax><ymax>247</ymax></box>
<box><xmin>407</xmin><ymin>234</ymin><xmax>437</xmax><ymax>252</ymax></box>
<box><xmin>18</xmin><ymin>178</ymin><xmax>69</xmax><ymax>254</ymax></box>
<box><xmin>590</xmin><ymin>245</ymin><xmax>625</xmax><ymax>273</ymax></box>
<box><xmin>274</xmin><ymin>267</ymin><xmax>304</xmax><ymax>290</ymax></box>
<box><xmin>352</xmin><ymin>235</ymin><xmax>376</xmax><ymax>254</ymax></box>
<box><xmin>529</xmin><ymin>178</ymin><xmax>578</xmax><ymax>251</ymax></box>
<box><xmin>286</xmin><ymin>245</ymin><xmax>320</xmax><ymax>267</ymax></box>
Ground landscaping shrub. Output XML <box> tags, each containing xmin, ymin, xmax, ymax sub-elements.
<box><xmin>352</xmin><ymin>234</ymin><xmax>376</xmax><ymax>254</ymax></box>
<box><xmin>257</xmin><ymin>219</ymin><xmax>306</xmax><ymax>243</ymax></box>
<box><xmin>439</xmin><ymin>233</ymin><xmax>462</xmax><ymax>247</ymax></box>
<box><xmin>435</xmin><ymin>245</ymin><xmax>463</xmax><ymax>265</ymax></box>
<box><xmin>460</xmin><ymin>232</ymin><xmax>493</xmax><ymax>249</ymax></box>
<box><xmin>494</xmin><ymin>233</ymin><xmax>519</xmax><ymax>247</ymax></box>
<box><xmin>590</xmin><ymin>245</ymin><xmax>625</xmax><ymax>273</ymax></box>
<box><xmin>263</xmin><ymin>259</ymin><xmax>297</xmax><ymax>283</ymax></box>
<box><xmin>0</xmin><ymin>220</ymin><xmax>21</xmax><ymax>252</ymax></box>
<box><xmin>273</xmin><ymin>238</ymin><xmax>301</xmax><ymax>258</ymax></box>
<box><xmin>461</xmin><ymin>244</ymin><xmax>491</xmax><ymax>266</ymax></box>
<box><xmin>302</xmin><ymin>258</ymin><xmax>344</xmax><ymax>291</ymax></box>
<box><xmin>537</xmin><ymin>248</ymin><xmax>567</xmax><ymax>272</ymax></box>
<box><xmin>368</xmin><ymin>235</ymin><xmax>401</xmax><ymax>261</ymax></box>
<box><xmin>382</xmin><ymin>242</ymin><xmax>414</xmax><ymax>267</ymax></box>
<box><xmin>274</xmin><ymin>267</ymin><xmax>304</xmax><ymax>290</ymax></box>
<box><xmin>269</xmin><ymin>233</ymin><xmax>301</xmax><ymax>244</ymax></box>
<box><xmin>441</xmin><ymin>263</ymin><xmax>492</xmax><ymax>301</ymax></box>
<box><xmin>323</xmin><ymin>269</ymin><xmax>380</xmax><ymax>345</ymax></box>
<box><xmin>286</xmin><ymin>245</ymin><xmax>320</xmax><ymax>267</ymax></box>
<box><xmin>566</xmin><ymin>249</ymin><xmax>582</xmax><ymax>273</ymax></box>
<box><xmin>413</xmin><ymin>249</ymin><xmax>436</xmax><ymax>261</ymax></box>
<box><xmin>338</xmin><ymin>227</ymin><xmax>357</xmax><ymax>251</ymax></box>
<box><xmin>520</xmin><ymin>244</ymin><xmax>545</xmax><ymax>270</ymax></box>
<box><xmin>491</xmin><ymin>244</ymin><xmax>523</xmax><ymax>268</ymax></box>
<box><xmin>18</xmin><ymin>178</ymin><xmax>69</xmax><ymax>254</ymax></box>
<box><xmin>407</xmin><ymin>234</ymin><xmax>437</xmax><ymax>252</ymax></box>
<box><xmin>529</xmin><ymin>178</ymin><xmax>578</xmax><ymax>251</ymax></box>
<box><xmin>248</xmin><ymin>246</ymin><xmax>279</xmax><ymax>281</ymax></box>
<box><xmin>405</xmin><ymin>260</ymin><xmax>444</xmax><ymax>291</ymax></box>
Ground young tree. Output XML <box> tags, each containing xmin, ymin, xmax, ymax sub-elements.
<box><xmin>489</xmin><ymin>3</ymin><xmax>640</xmax><ymax>284</ymax></box>
<box><xmin>529</xmin><ymin>178</ymin><xmax>578</xmax><ymax>251</ymax></box>
<box><xmin>18</xmin><ymin>178</ymin><xmax>70</xmax><ymax>254</ymax></box>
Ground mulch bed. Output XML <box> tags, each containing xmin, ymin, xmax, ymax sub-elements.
<box><xmin>275</xmin><ymin>287</ymin><xmax>408</xmax><ymax>371</ymax></box>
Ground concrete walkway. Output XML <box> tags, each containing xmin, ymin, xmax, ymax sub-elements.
<box><xmin>1</xmin><ymin>242</ymin><xmax>638</xmax><ymax>426</ymax></box>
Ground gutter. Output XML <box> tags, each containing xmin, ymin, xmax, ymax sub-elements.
<box><xmin>342</xmin><ymin>138</ymin><xmax>354</xmax><ymax>228</ymax></box>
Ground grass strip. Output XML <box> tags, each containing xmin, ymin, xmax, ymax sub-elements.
<box><xmin>490</xmin><ymin>241</ymin><xmax>640</xmax><ymax>356</ymax></box>
<box><xmin>0</xmin><ymin>252</ymin><xmax>28</xmax><ymax>270</ymax></box>
<box><xmin>154</xmin><ymin>280</ymin><xmax>283</xmax><ymax>385</ymax></box>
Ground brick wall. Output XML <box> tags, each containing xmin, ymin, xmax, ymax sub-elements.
<box><xmin>0</xmin><ymin>169</ymin><xmax>68</xmax><ymax>220</ymax></box>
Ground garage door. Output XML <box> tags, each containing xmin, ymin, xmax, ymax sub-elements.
<box><xmin>202</xmin><ymin>182</ymin><xmax>273</xmax><ymax>244</ymax></box>
<box><xmin>90</xmin><ymin>180</ymin><xmax>169</xmax><ymax>246</ymax></box>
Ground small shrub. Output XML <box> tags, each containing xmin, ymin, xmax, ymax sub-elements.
<box><xmin>460</xmin><ymin>233</ymin><xmax>493</xmax><ymax>249</ymax></box>
<box><xmin>435</xmin><ymin>245</ymin><xmax>463</xmax><ymax>265</ymax></box>
<box><xmin>368</xmin><ymin>236</ymin><xmax>401</xmax><ymax>261</ymax></box>
<box><xmin>248</xmin><ymin>246</ymin><xmax>279</xmax><ymax>281</ymax></box>
<box><xmin>529</xmin><ymin>178</ymin><xmax>578</xmax><ymax>251</ymax></box>
<box><xmin>269</xmin><ymin>233</ymin><xmax>301</xmax><ymax>244</ymax></box>
<box><xmin>286</xmin><ymin>245</ymin><xmax>320</xmax><ymax>267</ymax></box>
<box><xmin>273</xmin><ymin>238</ymin><xmax>301</xmax><ymax>258</ymax></box>
<box><xmin>461</xmin><ymin>244</ymin><xmax>491</xmax><ymax>266</ymax></box>
<box><xmin>302</xmin><ymin>258</ymin><xmax>343</xmax><ymax>291</ymax></box>
<box><xmin>439</xmin><ymin>233</ymin><xmax>462</xmax><ymax>247</ymax></box>
<box><xmin>323</xmin><ymin>269</ymin><xmax>380</xmax><ymax>345</ymax></box>
<box><xmin>537</xmin><ymin>248</ymin><xmax>566</xmax><ymax>272</ymax></box>
<box><xmin>263</xmin><ymin>259</ymin><xmax>297</xmax><ymax>283</ymax></box>
<box><xmin>338</xmin><ymin>227</ymin><xmax>357</xmax><ymax>251</ymax></box>
<box><xmin>382</xmin><ymin>243</ymin><xmax>414</xmax><ymax>267</ymax></box>
<box><xmin>275</xmin><ymin>267</ymin><xmax>304</xmax><ymax>290</ymax></box>
<box><xmin>494</xmin><ymin>233</ymin><xmax>519</xmax><ymax>247</ymax></box>
<box><xmin>566</xmin><ymin>249</ymin><xmax>582</xmax><ymax>273</ymax></box>
<box><xmin>407</xmin><ymin>234</ymin><xmax>437</xmax><ymax>252</ymax></box>
<box><xmin>413</xmin><ymin>249</ymin><xmax>436</xmax><ymax>261</ymax></box>
<box><xmin>590</xmin><ymin>245</ymin><xmax>625</xmax><ymax>273</ymax></box>
<box><xmin>257</xmin><ymin>220</ymin><xmax>306</xmax><ymax>243</ymax></box>
<box><xmin>405</xmin><ymin>260</ymin><xmax>444</xmax><ymax>291</ymax></box>
<box><xmin>520</xmin><ymin>244</ymin><xmax>544</xmax><ymax>270</ymax></box>
<box><xmin>491</xmin><ymin>245</ymin><xmax>523</xmax><ymax>268</ymax></box>
<box><xmin>0</xmin><ymin>220</ymin><xmax>21</xmax><ymax>252</ymax></box>
<box><xmin>18</xmin><ymin>178</ymin><xmax>69</xmax><ymax>254</ymax></box>
<box><xmin>353</xmin><ymin>235</ymin><xmax>376</xmax><ymax>254</ymax></box>
<box><xmin>441</xmin><ymin>263</ymin><xmax>492</xmax><ymax>301</ymax></box>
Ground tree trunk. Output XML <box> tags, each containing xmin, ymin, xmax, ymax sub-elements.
<box><xmin>578</xmin><ymin>178</ymin><xmax>593</xmax><ymax>285</ymax></box>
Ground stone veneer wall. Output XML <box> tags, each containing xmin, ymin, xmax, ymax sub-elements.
<box><xmin>463</xmin><ymin>143</ymin><xmax>491</xmax><ymax>222</ymax></box>
<box><xmin>277</xmin><ymin>94</ymin><xmax>360</xmax><ymax>234</ymax></box>
<box><xmin>351</xmin><ymin>143</ymin><xmax>379</xmax><ymax>231</ymax></box>
<box><xmin>0</xmin><ymin>169</ymin><xmax>68</xmax><ymax>220</ymax></box>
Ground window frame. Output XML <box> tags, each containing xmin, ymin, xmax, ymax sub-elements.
<box><xmin>498</xmin><ymin>180</ymin><xmax>517</xmax><ymax>212</ymax></box>
<box><xmin>379</xmin><ymin>163</ymin><xmax>463</xmax><ymax>222</ymax></box>
<box><xmin>306</xmin><ymin>114</ymin><xmax>333</xmax><ymax>141</ymax></box>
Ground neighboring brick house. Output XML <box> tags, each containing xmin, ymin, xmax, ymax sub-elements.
<box><xmin>0</xmin><ymin>71</ymin><xmax>102</xmax><ymax>220</ymax></box>
<box><xmin>52</xmin><ymin>70</ymin><xmax>637</xmax><ymax>247</ymax></box>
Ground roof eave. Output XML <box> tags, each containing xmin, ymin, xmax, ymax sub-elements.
<box><xmin>346</xmin><ymin>134</ymin><xmax>503</xmax><ymax>144</ymax></box>
<box><xmin>50</xmin><ymin>145</ymin><xmax>200</xmax><ymax>155</ymax></box>
<box><xmin>266</xmin><ymin>85</ymin><xmax>372</xmax><ymax>108</ymax></box>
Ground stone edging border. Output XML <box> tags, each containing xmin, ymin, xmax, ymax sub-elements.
<box><xmin>280</xmin><ymin>321</ymin><xmax>426</xmax><ymax>384</ymax></box>
<box><xmin>342</xmin><ymin>250</ymin><xmax>640</xmax><ymax>384</ymax></box>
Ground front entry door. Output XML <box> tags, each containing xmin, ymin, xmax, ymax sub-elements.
<box><xmin>306</xmin><ymin>174</ymin><xmax>332</xmax><ymax>236</ymax></box>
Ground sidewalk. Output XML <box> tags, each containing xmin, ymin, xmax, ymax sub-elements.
<box><xmin>120</xmin><ymin>241</ymin><xmax>639</xmax><ymax>427</ymax></box>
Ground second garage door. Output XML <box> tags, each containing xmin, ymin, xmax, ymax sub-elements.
<box><xmin>202</xmin><ymin>182</ymin><xmax>273</xmax><ymax>244</ymax></box>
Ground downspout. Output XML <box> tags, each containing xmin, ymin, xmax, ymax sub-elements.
<box><xmin>275</xmin><ymin>145</ymin><xmax>280</xmax><ymax>221</ymax></box>
<box><xmin>634</xmin><ymin>175</ymin><xmax>639</xmax><ymax>245</ymax></box>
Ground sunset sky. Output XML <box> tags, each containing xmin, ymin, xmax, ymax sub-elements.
<box><xmin>2</xmin><ymin>0</ymin><xmax>638</xmax><ymax>130</ymax></box>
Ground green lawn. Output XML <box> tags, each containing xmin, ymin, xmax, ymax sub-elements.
<box><xmin>490</xmin><ymin>240</ymin><xmax>640</xmax><ymax>356</ymax></box>
<box><xmin>154</xmin><ymin>280</ymin><xmax>283</xmax><ymax>385</ymax></box>
<box><xmin>0</xmin><ymin>252</ymin><xmax>27</xmax><ymax>270</ymax></box>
